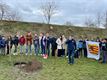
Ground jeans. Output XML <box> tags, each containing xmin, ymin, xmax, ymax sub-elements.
<box><xmin>14</xmin><ymin>44</ymin><xmax>18</xmax><ymax>53</ymax></box>
<box><xmin>34</xmin><ymin>44</ymin><xmax>39</xmax><ymax>55</ymax></box>
<box><xmin>0</xmin><ymin>48</ymin><xmax>6</xmax><ymax>55</ymax></box>
<box><xmin>78</xmin><ymin>48</ymin><xmax>83</xmax><ymax>57</ymax></box>
<box><xmin>68</xmin><ymin>49</ymin><xmax>75</xmax><ymax>64</ymax></box>
<box><xmin>47</xmin><ymin>46</ymin><xmax>50</xmax><ymax>56</ymax></box>
<box><xmin>26</xmin><ymin>45</ymin><xmax>32</xmax><ymax>54</ymax></box>
<box><xmin>41</xmin><ymin>46</ymin><xmax>46</xmax><ymax>55</ymax></box>
<box><xmin>20</xmin><ymin>45</ymin><xmax>24</xmax><ymax>54</ymax></box>
<box><xmin>103</xmin><ymin>51</ymin><xmax>107</xmax><ymax>63</ymax></box>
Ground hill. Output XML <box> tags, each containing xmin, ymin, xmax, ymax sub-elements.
<box><xmin>0</xmin><ymin>21</ymin><xmax>106</xmax><ymax>39</ymax></box>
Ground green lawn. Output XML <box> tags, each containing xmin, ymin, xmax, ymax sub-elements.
<box><xmin>0</xmin><ymin>55</ymin><xmax>107</xmax><ymax>80</ymax></box>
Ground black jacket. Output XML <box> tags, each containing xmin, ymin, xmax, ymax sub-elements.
<box><xmin>50</xmin><ymin>37</ymin><xmax>57</xmax><ymax>49</ymax></box>
<box><xmin>101</xmin><ymin>42</ymin><xmax>107</xmax><ymax>51</ymax></box>
<box><xmin>13</xmin><ymin>36</ymin><xmax>19</xmax><ymax>45</ymax></box>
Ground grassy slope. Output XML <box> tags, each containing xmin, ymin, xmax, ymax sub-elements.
<box><xmin>0</xmin><ymin>55</ymin><xmax>107</xmax><ymax>80</ymax></box>
<box><xmin>0</xmin><ymin>21</ymin><xmax>107</xmax><ymax>39</ymax></box>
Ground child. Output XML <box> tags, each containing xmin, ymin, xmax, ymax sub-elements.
<box><xmin>25</xmin><ymin>32</ymin><xmax>33</xmax><ymax>55</ymax></box>
<box><xmin>19</xmin><ymin>35</ymin><xmax>25</xmax><ymax>54</ymax></box>
<box><xmin>33</xmin><ymin>33</ymin><xmax>39</xmax><ymax>56</ymax></box>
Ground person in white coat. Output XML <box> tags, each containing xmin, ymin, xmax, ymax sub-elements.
<box><xmin>56</xmin><ymin>35</ymin><xmax>66</xmax><ymax>57</ymax></box>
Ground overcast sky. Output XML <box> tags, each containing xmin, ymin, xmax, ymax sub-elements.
<box><xmin>2</xmin><ymin>0</ymin><xmax>107</xmax><ymax>26</ymax></box>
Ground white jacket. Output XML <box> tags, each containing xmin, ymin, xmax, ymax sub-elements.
<box><xmin>56</xmin><ymin>38</ymin><xmax>66</xmax><ymax>49</ymax></box>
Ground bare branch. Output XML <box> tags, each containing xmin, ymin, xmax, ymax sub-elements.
<box><xmin>40</xmin><ymin>0</ymin><xmax>58</xmax><ymax>24</ymax></box>
<box><xmin>0</xmin><ymin>3</ymin><xmax>10</xmax><ymax>20</ymax></box>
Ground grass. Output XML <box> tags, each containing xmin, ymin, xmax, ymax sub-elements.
<box><xmin>0</xmin><ymin>21</ymin><xmax>107</xmax><ymax>39</ymax></box>
<box><xmin>0</xmin><ymin>54</ymin><xmax>107</xmax><ymax>80</ymax></box>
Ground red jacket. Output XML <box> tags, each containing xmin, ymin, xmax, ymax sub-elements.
<box><xmin>19</xmin><ymin>36</ymin><xmax>25</xmax><ymax>45</ymax></box>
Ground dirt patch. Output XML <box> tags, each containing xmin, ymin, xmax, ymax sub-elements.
<box><xmin>14</xmin><ymin>59</ymin><xmax>42</xmax><ymax>73</ymax></box>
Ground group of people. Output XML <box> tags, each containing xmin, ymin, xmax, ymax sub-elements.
<box><xmin>0</xmin><ymin>32</ymin><xmax>57</xmax><ymax>56</ymax></box>
<box><xmin>0</xmin><ymin>32</ymin><xmax>107</xmax><ymax>64</ymax></box>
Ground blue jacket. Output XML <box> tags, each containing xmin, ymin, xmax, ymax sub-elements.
<box><xmin>0</xmin><ymin>38</ymin><xmax>6</xmax><ymax>48</ymax></box>
<box><xmin>66</xmin><ymin>39</ymin><xmax>76</xmax><ymax>50</ymax></box>
<box><xmin>78</xmin><ymin>40</ymin><xmax>83</xmax><ymax>49</ymax></box>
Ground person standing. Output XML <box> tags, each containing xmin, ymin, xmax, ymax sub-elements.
<box><xmin>66</xmin><ymin>36</ymin><xmax>76</xmax><ymax>64</ymax></box>
<box><xmin>62</xmin><ymin>35</ymin><xmax>66</xmax><ymax>56</ymax></box>
<box><xmin>25</xmin><ymin>32</ymin><xmax>33</xmax><ymax>55</ymax></box>
<box><xmin>46</xmin><ymin>32</ymin><xmax>51</xmax><ymax>56</ymax></box>
<box><xmin>0</xmin><ymin>35</ymin><xmax>2</xmax><ymax>54</ymax></box>
<box><xmin>50</xmin><ymin>36</ymin><xmax>57</xmax><ymax>56</ymax></box>
<box><xmin>6</xmin><ymin>36</ymin><xmax>13</xmax><ymax>54</ymax></box>
<box><xmin>39</xmin><ymin>32</ymin><xmax>43</xmax><ymax>55</ymax></box>
<box><xmin>19</xmin><ymin>35</ymin><xmax>25</xmax><ymax>54</ymax></box>
<box><xmin>41</xmin><ymin>33</ymin><xmax>47</xmax><ymax>56</ymax></box>
<box><xmin>13</xmin><ymin>35</ymin><xmax>19</xmax><ymax>53</ymax></box>
<box><xmin>83</xmin><ymin>39</ymin><xmax>88</xmax><ymax>58</ymax></box>
<box><xmin>101</xmin><ymin>38</ymin><xmax>107</xmax><ymax>63</ymax></box>
<box><xmin>78</xmin><ymin>39</ymin><xmax>83</xmax><ymax>58</ymax></box>
<box><xmin>1</xmin><ymin>36</ymin><xmax>6</xmax><ymax>55</ymax></box>
<box><xmin>56</xmin><ymin>35</ymin><xmax>66</xmax><ymax>57</ymax></box>
<box><xmin>33</xmin><ymin>33</ymin><xmax>39</xmax><ymax>56</ymax></box>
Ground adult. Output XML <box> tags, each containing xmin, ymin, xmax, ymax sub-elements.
<box><xmin>66</xmin><ymin>36</ymin><xmax>76</xmax><ymax>64</ymax></box>
<box><xmin>56</xmin><ymin>35</ymin><xmax>66</xmax><ymax>57</ymax></box>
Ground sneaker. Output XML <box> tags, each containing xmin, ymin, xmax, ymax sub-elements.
<box><xmin>66</xmin><ymin>56</ymin><xmax>68</xmax><ymax>58</ymax></box>
<box><xmin>13</xmin><ymin>53</ymin><xmax>16</xmax><ymax>55</ymax></box>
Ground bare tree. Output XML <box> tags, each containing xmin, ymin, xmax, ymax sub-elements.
<box><xmin>103</xmin><ymin>11</ymin><xmax>107</xmax><ymax>29</ymax></box>
<box><xmin>65</xmin><ymin>21</ymin><xmax>74</xmax><ymax>26</ymax></box>
<box><xmin>40</xmin><ymin>0</ymin><xmax>58</xmax><ymax>24</ymax></box>
<box><xmin>0</xmin><ymin>2</ymin><xmax>22</xmax><ymax>22</ymax></box>
<box><xmin>84</xmin><ymin>17</ymin><xmax>96</xmax><ymax>27</ymax></box>
<box><xmin>0</xmin><ymin>3</ymin><xmax>9</xmax><ymax>21</ymax></box>
<box><xmin>95</xmin><ymin>12</ymin><xmax>102</xmax><ymax>28</ymax></box>
<box><xmin>6</xmin><ymin>10</ymin><xmax>22</xmax><ymax>21</ymax></box>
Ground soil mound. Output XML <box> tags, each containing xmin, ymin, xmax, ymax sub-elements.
<box><xmin>14</xmin><ymin>59</ymin><xmax>42</xmax><ymax>73</ymax></box>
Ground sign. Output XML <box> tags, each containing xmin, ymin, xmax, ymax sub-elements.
<box><xmin>86</xmin><ymin>41</ymin><xmax>100</xmax><ymax>60</ymax></box>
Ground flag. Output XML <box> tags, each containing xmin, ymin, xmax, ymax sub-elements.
<box><xmin>86</xmin><ymin>41</ymin><xmax>100</xmax><ymax>60</ymax></box>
